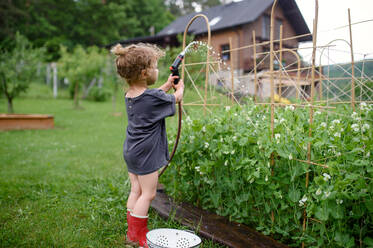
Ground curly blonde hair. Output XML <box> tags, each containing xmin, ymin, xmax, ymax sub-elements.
<box><xmin>111</xmin><ymin>43</ymin><xmax>165</xmax><ymax>83</ymax></box>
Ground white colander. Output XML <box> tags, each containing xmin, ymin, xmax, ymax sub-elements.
<box><xmin>146</xmin><ymin>228</ymin><xmax>201</xmax><ymax>248</ymax></box>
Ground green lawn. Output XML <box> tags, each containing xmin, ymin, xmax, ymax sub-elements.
<box><xmin>0</xmin><ymin>83</ymin><xmax>227</xmax><ymax>247</ymax></box>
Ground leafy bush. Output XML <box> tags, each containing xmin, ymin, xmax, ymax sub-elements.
<box><xmin>161</xmin><ymin>101</ymin><xmax>373</xmax><ymax>247</ymax></box>
<box><xmin>88</xmin><ymin>86</ymin><xmax>112</xmax><ymax>102</ymax></box>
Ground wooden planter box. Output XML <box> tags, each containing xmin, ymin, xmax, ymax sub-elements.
<box><xmin>0</xmin><ymin>114</ymin><xmax>54</xmax><ymax>131</ymax></box>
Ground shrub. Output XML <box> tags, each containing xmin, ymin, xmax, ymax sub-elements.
<box><xmin>161</xmin><ymin>101</ymin><xmax>373</xmax><ymax>247</ymax></box>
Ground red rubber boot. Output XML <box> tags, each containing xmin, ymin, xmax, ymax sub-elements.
<box><xmin>130</xmin><ymin>214</ymin><xmax>149</xmax><ymax>248</ymax></box>
<box><xmin>124</xmin><ymin>210</ymin><xmax>138</xmax><ymax>245</ymax></box>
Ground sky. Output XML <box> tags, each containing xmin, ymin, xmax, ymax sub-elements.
<box><xmin>295</xmin><ymin>0</ymin><xmax>373</xmax><ymax>65</ymax></box>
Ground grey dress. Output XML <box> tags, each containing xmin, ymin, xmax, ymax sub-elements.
<box><xmin>123</xmin><ymin>88</ymin><xmax>176</xmax><ymax>175</ymax></box>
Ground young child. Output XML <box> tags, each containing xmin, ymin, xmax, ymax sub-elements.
<box><xmin>111</xmin><ymin>43</ymin><xmax>184</xmax><ymax>247</ymax></box>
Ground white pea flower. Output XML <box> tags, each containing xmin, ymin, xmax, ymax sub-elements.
<box><xmin>315</xmin><ymin>111</ymin><xmax>321</xmax><ymax>115</ymax></box>
<box><xmin>330</xmin><ymin>125</ymin><xmax>335</xmax><ymax>131</ymax></box>
<box><xmin>336</xmin><ymin>199</ymin><xmax>343</xmax><ymax>205</ymax></box>
<box><xmin>323</xmin><ymin>173</ymin><xmax>331</xmax><ymax>181</ymax></box>
<box><xmin>299</xmin><ymin>195</ymin><xmax>308</xmax><ymax>206</ymax></box>
<box><xmin>320</xmin><ymin>122</ymin><xmax>327</xmax><ymax>128</ymax></box>
<box><xmin>195</xmin><ymin>166</ymin><xmax>200</xmax><ymax>172</ymax></box>
<box><xmin>351</xmin><ymin>123</ymin><xmax>359</xmax><ymax>132</ymax></box>
<box><xmin>220</xmin><ymin>137</ymin><xmax>224</xmax><ymax>142</ymax></box>
<box><xmin>289</xmin><ymin>154</ymin><xmax>293</xmax><ymax>160</ymax></box>
<box><xmin>279</xmin><ymin>118</ymin><xmax>285</xmax><ymax>124</ymax></box>
<box><xmin>334</xmin><ymin>132</ymin><xmax>341</xmax><ymax>138</ymax></box>
<box><xmin>366</xmin><ymin>152</ymin><xmax>370</xmax><ymax>157</ymax></box>
<box><xmin>351</xmin><ymin>112</ymin><xmax>358</xmax><ymax>119</ymax></box>
<box><xmin>204</xmin><ymin>142</ymin><xmax>209</xmax><ymax>148</ymax></box>
<box><xmin>224</xmin><ymin>160</ymin><xmax>228</xmax><ymax>166</ymax></box>
<box><xmin>267</xmin><ymin>162</ymin><xmax>271</xmax><ymax>168</ymax></box>
<box><xmin>265</xmin><ymin>175</ymin><xmax>268</xmax><ymax>182</ymax></box>
<box><xmin>336</xmin><ymin>152</ymin><xmax>341</xmax><ymax>156</ymax></box>
<box><xmin>202</xmin><ymin>126</ymin><xmax>206</xmax><ymax>132</ymax></box>
<box><xmin>233</xmin><ymin>136</ymin><xmax>237</xmax><ymax>141</ymax></box>
<box><xmin>360</xmin><ymin>102</ymin><xmax>368</xmax><ymax>110</ymax></box>
<box><xmin>316</xmin><ymin>188</ymin><xmax>322</xmax><ymax>195</ymax></box>
<box><xmin>362</xmin><ymin>123</ymin><xmax>370</xmax><ymax>132</ymax></box>
<box><xmin>231</xmin><ymin>150</ymin><xmax>235</xmax><ymax>155</ymax></box>
<box><xmin>285</xmin><ymin>105</ymin><xmax>295</xmax><ymax>111</ymax></box>
<box><xmin>225</xmin><ymin>106</ymin><xmax>231</xmax><ymax>111</ymax></box>
<box><xmin>332</xmin><ymin>119</ymin><xmax>340</xmax><ymax>125</ymax></box>
<box><xmin>234</xmin><ymin>113</ymin><xmax>238</xmax><ymax>117</ymax></box>
<box><xmin>324</xmin><ymin>191</ymin><xmax>331</xmax><ymax>198</ymax></box>
<box><xmin>186</xmin><ymin>116</ymin><xmax>192</xmax><ymax>123</ymax></box>
<box><xmin>275</xmin><ymin>134</ymin><xmax>281</xmax><ymax>140</ymax></box>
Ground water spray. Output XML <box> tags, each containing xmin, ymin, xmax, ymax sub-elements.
<box><xmin>169</xmin><ymin>41</ymin><xmax>199</xmax><ymax>84</ymax></box>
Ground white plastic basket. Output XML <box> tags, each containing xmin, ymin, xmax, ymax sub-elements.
<box><xmin>146</xmin><ymin>228</ymin><xmax>202</xmax><ymax>248</ymax></box>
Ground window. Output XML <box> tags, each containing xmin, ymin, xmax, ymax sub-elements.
<box><xmin>275</xmin><ymin>19</ymin><xmax>283</xmax><ymax>40</ymax></box>
<box><xmin>221</xmin><ymin>44</ymin><xmax>230</xmax><ymax>61</ymax></box>
<box><xmin>262</xmin><ymin>15</ymin><xmax>270</xmax><ymax>40</ymax></box>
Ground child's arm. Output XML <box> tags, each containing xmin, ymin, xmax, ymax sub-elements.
<box><xmin>159</xmin><ymin>74</ymin><xmax>179</xmax><ymax>92</ymax></box>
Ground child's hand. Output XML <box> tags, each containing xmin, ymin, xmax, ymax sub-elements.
<box><xmin>173</xmin><ymin>78</ymin><xmax>184</xmax><ymax>91</ymax></box>
<box><xmin>167</xmin><ymin>74</ymin><xmax>179</xmax><ymax>86</ymax></box>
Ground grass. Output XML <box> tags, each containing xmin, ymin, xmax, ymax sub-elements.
<box><xmin>0</xmin><ymin>82</ymin><xmax>228</xmax><ymax>247</ymax></box>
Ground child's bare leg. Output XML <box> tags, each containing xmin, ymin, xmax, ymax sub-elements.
<box><xmin>132</xmin><ymin>171</ymin><xmax>158</xmax><ymax>216</ymax></box>
<box><xmin>127</xmin><ymin>172</ymin><xmax>141</xmax><ymax>211</ymax></box>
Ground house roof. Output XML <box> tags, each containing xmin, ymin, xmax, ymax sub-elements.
<box><xmin>157</xmin><ymin>0</ymin><xmax>312</xmax><ymax>42</ymax></box>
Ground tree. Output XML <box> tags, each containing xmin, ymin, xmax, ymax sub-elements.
<box><xmin>58</xmin><ymin>45</ymin><xmax>107</xmax><ymax>108</ymax></box>
<box><xmin>0</xmin><ymin>0</ymin><xmax>175</xmax><ymax>60</ymax></box>
<box><xmin>0</xmin><ymin>33</ymin><xmax>44</xmax><ymax>113</ymax></box>
<box><xmin>165</xmin><ymin>0</ymin><xmax>222</xmax><ymax>16</ymax></box>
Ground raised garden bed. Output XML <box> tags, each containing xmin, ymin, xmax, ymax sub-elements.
<box><xmin>0</xmin><ymin>114</ymin><xmax>54</xmax><ymax>131</ymax></box>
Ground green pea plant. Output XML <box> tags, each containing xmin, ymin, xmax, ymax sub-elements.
<box><xmin>161</xmin><ymin>100</ymin><xmax>373</xmax><ymax>247</ymax></box>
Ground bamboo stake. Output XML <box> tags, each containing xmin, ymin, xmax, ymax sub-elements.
<box><xmin>303</xmin><ymin>2</ymin><xmax>318</xmax><ymax>246</ymax></box>
<box><xmin>279</xmin><ymin>25</ymin><xmax>283</xmax><ymax>98</ymax></box>
<box><xmin>269</xmin><ymin>0</ymin><xmax>278</xmax><ymax>229</ymax></box>
<box><xmin>293</xmin><ymin>158</ymin><xmax>329</xmax><ymax>169</ymax></box>
<box><xmin>229</xmin><ymin>37</ymin><xmax>234</xmax><ymax>105</ymax></box>
<box><xmin>255</xmin><ymin>102</ymin><xmax>336</xmax><ymax>109</ymax></box>
<box><xmin>348</xmin><ymin>8</ymin><xmax>356</xmax><ymax>111</ymax></box>
<box><xmin>253</xmin><ymin>30</ymin><xmax>258</xmax><ymax>102</ymax></box>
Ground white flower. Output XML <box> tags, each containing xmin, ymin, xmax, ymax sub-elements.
<box><xmin>329</xmin><ymin>125</ymin><xmax>335</xmax><ymax>131</ymax></box>
<box><xmin>279</xmin><ymin>118</ymin><xmax>285</xmax><ymax>124</ymax></box>
<box><xmin>315</xmin><ymin>111</ymin><xmax>321</xmax><ymax>115</ymax></box>
<box><xmin>360</xmin><ymin>102</ymin><xmax>367</xmax><ymax>110</ymax></box>
<box><xmin>289</xmin><ymin>154</ymin><xmax>293</xmax><ymax>160</ymax></box>
<box><xmin>351</xmin><ymin>123</ymin><xmax>359</xmax><ymax>132</ymax></box>
<box><xmin>225</xmin><ymin>106</ymin><xmax>231</xmax><ymax>111</ymax></box>
<box><xmin>231</xmin><ymin>150</ymin><xmax>235</xmax><ymax>155</ymax></box>
<box><xmin>195</xmin><ymin>166</ymin><xmax>200</xmax><ymax>172</ymax></box>
<box><xmin>267</xmin><ymin>162</ymin><xmax>271</xmax><ymax>168</ymax></box>
<box><xmin>316</xmin><ymin>188</ymin><xmax>322</xmax><ymax>195</ymax></box>
<box><xmin>299</xmin><ymin>195</ymin><xmax>308</xmax><ymax>206</ymax></box>
<box><xmin>285</xmin><ymin>105</ymin><xmax>295</xmax><ymax>111</ymax></box>
<box><xmin>334</xmin><ymin>132</ymin><xmax>341</xmax><ymax>138</ymax></box>
<box><xmin>234</xmin><ymin>113</ymin><xmax>238</xmax><ymax>117</ymax></box>
<box><xmin>265</xmin><ymin>175</ymin><xmax>268</xmax><ymax>182</ymax></box>
<box><xmin>362</xmin><ymin>123</ymin><xmax>370</xmax><ymax>132</ymax></box>
<box><xmin>204</xmin><ymin>142</ymin><xmax>209</xmax><ymax>148</ymax></box>
<box><xmin>202</xmin><ymin>126</ymin><xmax>206</xmax><ymax>132</ymax></box>
<box><xmin>332</xmin><ymin>119</ymin><xmax>340</xmax><ymax>125</ymax></box>
<box><xmin>366</xmin><ymin>152</ymin><xmax>370</xmax><ymax>157</ymax></box>
<box><xmin>275</xmin><ymin>134</ymin><xmax>281</xmax><ymax>140</ymax></box>
<box><xmin>323</xmin><ymin>173</ymin><xmax>331</xmax><ymax>181</ymax></box>
<box><xmin>233</xmin><ymin>136</ymin><xmax>237</xmax><ymax>141</ymax></box>
<box><xmin>320</xmin><ymin>122</ymin><xmax>327</xmax><ymax>128</ymax></box>
<box><xmin>186</xmin><ymin>116</ymin><xmax>192</xmax><ymax>123</ymax></box>
<box><xmin>324</xmin><ymin>191</ymin><xmax>331</xmax><ymax>198</ymax></box>
<box><xmin>224</xmin><ymin>160</ymin><xmax>228</xmax><ymax>166</ymax></box>
<box><xmin>220</xmin><ymin>137</ymin><xmax>224</xmax><ymax>142</ymax></box>
<box><xmin>336</xmin><ymin>152</ymin><xmax>341</xmax><ymax>156</ymax></box>
<box><xmin>351</xmin><ymin>112</ymin><xmax>358</xmax><ymax>119</ymax></box>
<box><xmin>336</xmin><ymin>199</ymin><xmax>343</xmax><ymax>205</ymax></box>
